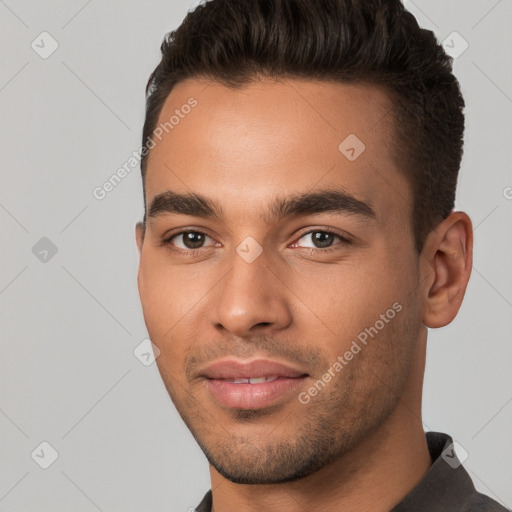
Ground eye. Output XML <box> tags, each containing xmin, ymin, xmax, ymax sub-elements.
<box><xmin>162</xmin><ymin>230</ymin><xmax>216</xmax><ymax>250</ymax></box>
<box><xmin>293</xmin><ymin>230</ymin><xmax>351</xmax><ymax>251</ymax></box>
<box><xmin>160</xmin><ymin>228</ymin><xmax>351</xmax><ymax>255</ymax></box>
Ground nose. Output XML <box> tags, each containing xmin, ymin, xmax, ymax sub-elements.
<box><xmin>210</xmin><ymin>249</ymin><xmax>292</xmax><ymax>337</ymax></box>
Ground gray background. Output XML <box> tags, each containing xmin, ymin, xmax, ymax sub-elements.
<box><xmin>0</xmin><ymin>0</ymin><xmax>511</xmax><ymax>510</ymax></box>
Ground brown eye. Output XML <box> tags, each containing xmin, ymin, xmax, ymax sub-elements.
<box><xmin>180</xmin><ymin>231</ymin><xmax>207</xmax><ymax>249</ymax></box>
<box><xmin>310</xmin><ymin>231</ymin><xmax>336</xmax><ymax>248</ymax></box>
<box><xmin>163</xmin><ymin>231</ymin><xmax>214</xmax><ymax>250</ymax></box>
<box><xmin>296</xmin><ymin>230</ymin><xmax>349</xmax><ymax>250</ymax></box>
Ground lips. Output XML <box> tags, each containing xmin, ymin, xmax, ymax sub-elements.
<box><xmin>200</xmin><ymin>358</ymin><xmax>308</xmax><ymax>410</ymax></box>
<box><xmin>227</xmin><ymin>375</ymin><xmax>280</xmax><ymax>384</ymax></box>
<box><xmin>200</xmin><ymin>359</ymin><xmax>307</xmax><ymax>380</ymax></box>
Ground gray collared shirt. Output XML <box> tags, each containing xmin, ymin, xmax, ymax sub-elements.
<box><xmin>195</xmin><ymin>431</ymin><xmax>509</xmax><ymax>511</ymax></box>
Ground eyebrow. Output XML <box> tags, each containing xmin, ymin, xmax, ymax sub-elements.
<box><xmin>147</xmin><ymin>188</ymin><xmax>376</xmax><ymax>224</ymax></box>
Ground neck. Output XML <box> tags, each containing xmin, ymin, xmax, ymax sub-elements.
<box><xmin>209</xmin><ymin>332</ymin><xmax>431</xmax><ymax>512</ymax></box>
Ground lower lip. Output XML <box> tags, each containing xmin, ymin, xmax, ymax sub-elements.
<box><xmin>205</xmin><ymin>377</ymin><xmax>307</xmax><ymax>410</ymax></box>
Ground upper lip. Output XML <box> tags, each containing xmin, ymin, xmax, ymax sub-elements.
<box><xmin>200</xmin><ymin>358</ymin><xmax>308</xmax><ymax>380</ymax></box>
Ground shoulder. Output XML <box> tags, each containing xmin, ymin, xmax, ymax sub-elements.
<box><xmin>195</xmin><ymin>489</ymin><xmax>212</xmax><ymax>512</ymax></box>
<box><xmin>464</xmin><ymin>492</ymin><xmax>510</xmax><ymax>511</ymax></box>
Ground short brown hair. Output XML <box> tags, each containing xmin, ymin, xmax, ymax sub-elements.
<box><xmin>141</xmin><ymin>0</ymin><xmax>465</xmax><ymax>254</ymax></box>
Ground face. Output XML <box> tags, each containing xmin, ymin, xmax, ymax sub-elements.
<box><xmin>136</xmin><ymin>78</ymin><xmax>425</xmax><ymax>484</ymax></box>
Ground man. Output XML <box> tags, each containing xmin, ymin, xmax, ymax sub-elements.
<box><xmin>135</xmin><ymin>0</ymin><xmax>508</xmax><ymax>510</ymax></box>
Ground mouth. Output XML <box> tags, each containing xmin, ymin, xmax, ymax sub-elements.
<box><xmin>220</xmin><ymin>375</ymin><xmax>281</xmax><ymax>384</ymax></box>
<box><xmin>200</xmin><ymin>359</ymin><xmax>309</xmax><ymax>410</ymax></box>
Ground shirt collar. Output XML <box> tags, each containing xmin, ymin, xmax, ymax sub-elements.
<box><xmin>391</xmin><ymin>431</ymin><xmax>477</xmax><ymax>511</ymax></box>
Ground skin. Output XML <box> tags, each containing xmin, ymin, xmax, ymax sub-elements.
<box><xmin>135</xmin><ymin>78</ymin><xmax>473</xmax><ymax>512</ymax></box>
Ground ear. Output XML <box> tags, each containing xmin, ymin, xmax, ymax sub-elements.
<box><xmin>135</xmin><ymin>221</ymin><xmax>145</xmax><ymax>257</ymax></box>
<box><xmin>420</xmin><ymin>211</ymin><xmax>473</xmax><ymax>328</ymax></box>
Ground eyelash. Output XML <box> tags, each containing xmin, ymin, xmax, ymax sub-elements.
<box><xmin>159</xmin><ymin>229</ymin><xmax>352</xmax><ymax>256</ymax></box>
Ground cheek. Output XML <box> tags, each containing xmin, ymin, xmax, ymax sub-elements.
<box><xmin>138</xmin><ymin>254</ymin><xmax>207</xmax><ymax>366</ymax></box>
<box><xmin>139</xmin><ymin>253</ymin><xmax>192</xmax><ymax>325</ymax></box>
<box><xmin>289</xmin><ymin>254</ymin><xmax>410</xmax><ymax>359</ymax></box>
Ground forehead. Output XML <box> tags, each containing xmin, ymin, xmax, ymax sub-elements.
<box><xmin>144</xmin><ymin>78</ymin><xmax>412</xmax><ymax>226</ymax></box>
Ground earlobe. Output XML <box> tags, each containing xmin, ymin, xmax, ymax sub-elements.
<box><xmin>422</xmin><ymin>212</ymin><xmax>473</xmax><ymax>328</ymax></box>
